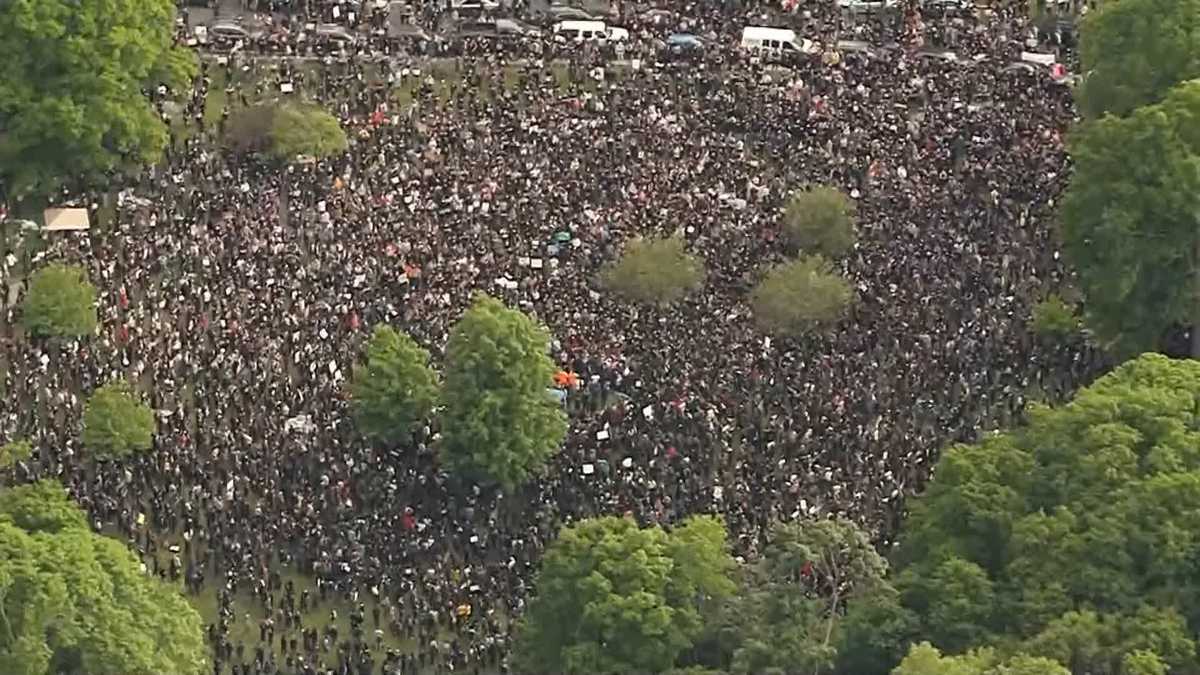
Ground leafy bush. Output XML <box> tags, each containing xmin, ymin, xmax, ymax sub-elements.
<box><xmin>1030</xmin><ymin>294</ymin><xmax>1079</xmax><ymax>338</ymax></box>
<box><xmin>81</xmin><ymin>380</ymin><xmax>155</xmax><ymax>459</ymax></box>
<box><xmin>349</xmin><ymin>325</ymin><xmax>438</xmax><ymax>442</ymax></box>
<box><xmin>603</xmin><ymin>235</ymin><xmax>704</xmax><ymax>305</ymax></box>
<box><xmin>782</xmin><ymin>186</ymin><xmax>857</xmax><ymax>257</ymax></box>
<box><xmin>751</xmin><ymin>255</ymin><xmax>853</xmax><ymax>335</ymax></box>
<box><xmin>22</xmin><ymin>263</ymin><xmax>98</xmax><ymax>338</ymax></box>
<box><xmin>224</xmin><ymin>103</ymin><xmax>348</xmax><ymax>162</ymax></box>
<box><xmin>439</xmin><ymin>295</ymin><xmax>567</xmax><ymax>490</ymax></box>
<box><xmin>0</xmin><ymin>439</ymin><xmax>32</xmax><ymax>470</ymax></box>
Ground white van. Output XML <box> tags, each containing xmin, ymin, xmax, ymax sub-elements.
<box><xmin>740</xmin><ymin>26</ymin><xmax>815</xmax><ymax>62</ymax></box>
<box><xmin>553</xmin><ymin>20</ymin><xmax>629</xmax><ymax>43</ymax></box>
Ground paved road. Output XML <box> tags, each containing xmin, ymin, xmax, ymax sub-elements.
<box><xmin>183</xmin><ymin>0</ymin><xmax>613</xmax><ymax>28</ymax></box>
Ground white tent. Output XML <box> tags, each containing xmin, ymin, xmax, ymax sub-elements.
<box><xmin>43</xmin><ymin>208</ymin><xmax>90</xmax><ymax>231</ymax></box>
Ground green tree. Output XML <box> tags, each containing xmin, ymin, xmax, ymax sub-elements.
<box><xmin>892</xmin><ymin>354</ymin><xmax>1200</xmax><ymax>673</ymax></box>
<box><xmin>440</xmin><ymin>294</ymin><xmax>567</xmax><ymax>491</ymax></box>
<box><xmin>268</xmin><ymin>104</ymin><xmax>349</xmax><ymax>162</ymax></box>
<box><xmin>1022</xmin><ymin>607</ymin><xmax>1194</xmax><ymax>674</ymax></box>
<box><xmin>349</xmin><ymin>325</ymin><xmax>437</xmax><ymax>442</ymax></box>
<box><xmin>724</xmin><ymin>519</ymin><xmax>890</xmax><ymax>675</ymax></box>
<box><xmin>835</xmin><ymin>589</ymin><xmax>920</xmax><ymax>675</ymax></box>
<box><xmin>0</xmin><ymin>0</ymin><xmax>196</xmax><ymax>200</ymax></box>
<box><xmin>0</xmin><ymin>480</ymin><xmax>206</xmax><ymax>674</ymax></box>
<box><xmin>81</xmin><ymin>380</ymin><xmax>155</xmax><ymax>459</ymax></box>
<box><xmin>751</xmin><ymin>255</ymin><xmax>853</xmax><ymax>336</ymax></box>
<box><xmin>513</xmin><ymin>515</ymin><xmax>736</xmax><ymax>675</ymax></box>
<box><xmin>1075</xmin><ymin>0</ymin><xmax>1200</xmax><ymax>118</ymax></box>
<box><xmin>892</xmin><ymin>643</ymin><xmax>1069</xmax><ymax>675</ymax></box>
<box><xmin>1030</xmin><ymin>294</ymin><xmax>1080</xmax><ymax>339</ymax></box>
<box><xmin>781</xmin><ymin>186</ymin><xmax>857</xmax><ymax>257</ymax></box>
<box><xmin>224</xmin><ymin>104</ymin><xmax>277</xmax><ymax>154</ymax></box>
<box><xmin>21</xmin><ymin>264</ymin><xmax>98</xmax><ymax>338</ymax></box>
<box><xmin>223</xmin><ymin>103</ymin><xmax>347</xmax><ymax>227</ymax></box>
<box><xmin>1060</xmin><ymin>80</ymin><xmax>1200</xmax><ymax>356</ymax></box>
<box><xmin>0</xmin><ymin>440</ymin><xmax>32</xmax><ymax>471</ymax></box>
<box><xmin>603</xmin><ymin>235</ymin><xmax>704</xmax><ymax>305</ymax></box>
<box><xmin>1123</xmin><ymin>651</ymin><xmax>1167</xmax><ymax>675</ymax></box>
<box><xmin>914</xmin><ymin>558</ymin><xmax>996</xmax><ymax>653</ymax></box>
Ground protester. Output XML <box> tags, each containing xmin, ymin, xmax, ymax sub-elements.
<box><xmin>1</xmin><ymin>1</ymin><xmax>1101</xmax><ymax>673</ymax></box>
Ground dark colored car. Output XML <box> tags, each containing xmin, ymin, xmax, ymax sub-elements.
<box><xmin>208</xmin><ymin>20</ymin><xmax>263</xmax><ymax>41</ymax></box>
<box><xmin>529</xmin><ymin>4</ymin><xmax>597</xmax><ymax>26</ymax></box>
<box><xmin>315</xmin><ymin>23</ymin><xmax>357</xmax><ymax>44</ymax></box>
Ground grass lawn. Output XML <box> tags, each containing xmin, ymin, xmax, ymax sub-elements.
<box><xmin>204</xmin><ymin>67</ymin><xmax>229</xmax><ymax>130</ymax></box>
<box><xmin>184</xmin><ymin>567</ymin><xmax>414</xmax><ymax>667</ymax></box>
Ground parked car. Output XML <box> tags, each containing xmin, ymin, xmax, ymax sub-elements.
<box><xmin>449</xmin><ymin>0</ymin><xmax>500</xmax><ymax>9</ymax></box>
<box><xmin>388</xmin><ymin>22</ymin><xmax>434</xmax><ymax>42</ymax></box>
<box><xmin>838</xmin><ymin>0</ymin><xmax>899</xmax><ymax>11</ymax></box>
<box><xmin>494</xmin><ymin>18</ymin><xmax>542</xmax><ymax>37</ymax></box>
<box><xmin>663</xmin><ymin>33</ymin><xmax>704</xmax><ymax>60</ymax></box>
<box><xmin>638</xmin><ymin>8</ymin><xmax>675</xmax><ymax>25</ymax></box>
<box><xmin>920</xmin><ymin>0</ymin><xmax>973</xmax><ymax>10</ymax></box>
<box><xmin>314</xmin><ymin>23</ymin><xmax>357</xmax><ymax>44</ymax></box>
<box><xmin>208</xmin><ymin>19</ymin><xmax>263</xmax><ymax>42</ymax></box>
<box><xmin>552</xmin><ymin>20</ymin><xmax>628</xmax><ymax>43</ymax></box>
<box><xmin>530</xmin><ymin>5</ymin><xmax>598</xmax><ymax>26</ymax></box>
<box><xmin>740</xmin><ymin>26</ymin><xmax>816</xmax><ymax>63</ymax></box>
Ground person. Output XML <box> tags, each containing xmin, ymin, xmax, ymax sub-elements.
<box><xmin>2</xmin><ymin>0</ymin><xmax>1105</xmax><ymax>671</ymax></box>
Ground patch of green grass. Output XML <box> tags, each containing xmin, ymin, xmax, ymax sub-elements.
<box><xmin>203</xmin><ymin>69</ymin><xmax>229</xmax><ymax>130</ymax></box>
<box><xmin>549</xmin><ymin>61</ymin><xmax>574</xmax><ymax>94</ymax></box>
<box><xmin>393</xmin><ymin>76</ymin><xmax>421</xmax><ymax>109</ymax></box>
<box><xmin>92</xmin><ymin>195</ymin><xmax>117</xmax><ymax>234</ymax></box>
<box><xmin>1</xmin><ymin>222</ymin><xmax>47</xmax><ymax>279</ymax></box>
<box><xmin>186</xmin><ymin>568</ymin><xmax>411</xmax><ymax>665</ymax></box>
<box><xmin>501</xmin><ymin>64</ymin><xmax>524</xmax><ymax>94</ymax></box>
<box><xmin>429</xmin><ymin>60</ymin><xmax>464</xmax><ymax>105</ymax></box>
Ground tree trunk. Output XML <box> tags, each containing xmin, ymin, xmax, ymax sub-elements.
<box><xmin>823</xmin><ymin>588</ymin><xmax>840</xmax><ymax>647</ymax></box>
<box><xmin>278</xmin><ymin>164</ymin><xmax>290</xmax><ymax>230</ymax></box>
<box><xmin>1194</xmin><ymin>236</ymin><xmax>1200</xmax><ymax>358</ymax></box>
<box><xmin>816</xmin><ymin>585</ymin><xmax>840</xmax><ymax>675</ymax></box>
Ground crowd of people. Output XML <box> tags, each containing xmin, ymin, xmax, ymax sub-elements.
<box><xmin>1</xmin><ymin>0</ymin><xmax>1106</xmax><ymax>673</ymax></box>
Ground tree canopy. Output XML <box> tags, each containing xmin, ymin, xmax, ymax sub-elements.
<box><xmin>1060</xmin><ymin>80</ymin><xmax>1200</xmax><ymax>356</ymax></box>
<box><xmin>888</xmin><ymin>353</ymin><xmax>1200</xmax><ymax>672</ymax></box>
<box><xmin>0</xmin><ymin>440</ymin><xmax>32</xmax><ymax>472</ymax></box>
<box><xmin>439</xmin><ymin>294</ymin><xmax>567</xmax><ymax>490</ymax></box>
<box><xmin>0</xmin><ymin>0</ymin><xmax>196</xmax><ymax>200</ymax></box>
<box><xmin>21</xmin><ymin>264</ymin><xmax>98</xmax><ymax>338</ymax></box>
<box><xmin>781</xmin><ymin>186</ymin><xmax>858</xmax><ymax>258</ymax></box>
<box><xmin>81</xmin><ymin>380</ymin><xmax>155</xmax><ymax>459</ymax></box>
<box><xmin>603</xmin><ymin>235</ymin><xmax>704</xmax><ymax>305</ymax></box>
<box><xmin>224</xmin><ymin>104</ymin><xmax>278</xmax><ymax>155</ymax></box>
<box><xmin>751</xmin><ymin>255</ymin><xmax>853</xmax><ymax>335</ymax></box>
<box><xmin>892</xmin><ymin>643</ymin><xmax>1070</xmax><ymax>675</ymax></box>
<box><xmin>1029</xmin><ymin>294</ymin><xmax>1080</xmax><ymax>340</ymax></box>
<box><xmin>1075</xmin><ymin>0</ymin><xmax>1200</xmax><ymax>118</ymax></box>
<box><xmin>702</xmin><ymin>518</ymin><xmax>894</xmax><ymax>675</ymax></box>
<box><xmin>349</xmin><ymin>325</ymin><xmax>438</xmax><ymax>442</ymax></box>
<box><xmin>0</xmin><ymin>480</ymin><xmax>206</xmax><ymax>674</ymax></box>
<box><xmin>514</xmin><ymin>515</ymin><xmax>735</xmax><ymax>675</ymax></box>
<box><xmin>269</xmin><ymin>104</ymin><xmax>349</xmax><ymax>162</ymax></box>
<box><xmin>224</xmin><ymin>103</ymin><xmax>348</xmax><ymax>162</ymax></box>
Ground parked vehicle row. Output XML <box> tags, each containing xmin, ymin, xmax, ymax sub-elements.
<box><xmin>189</xmin><ymin>2</ymin><xmax>1074</xmax><ymax>83</ymax></box>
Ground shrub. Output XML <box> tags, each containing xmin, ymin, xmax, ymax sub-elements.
<box><xmin>603</xmin><ymin>235</ymin><xmax>704</xmax><ymax>305</ymax></box>
<box><xmin>782</xmin><ymin>186</ymin><xmax>857</xmax><ymax>257</ymax></box>
<box><xmin>1031</xmin><ymin>294</ymin><xmax>1080</xmax><ymax>338</ymax></box>
<box><xmin>751</xmin><ymin>255</ymin><xmax>853</xmax><ymax>335</ymax></box>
